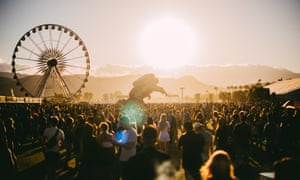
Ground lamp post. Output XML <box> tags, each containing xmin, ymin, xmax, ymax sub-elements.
<box><xmin>180</xmin><ymin>87</ymin><xmax>184</xmax><ymax>103</ymax></box>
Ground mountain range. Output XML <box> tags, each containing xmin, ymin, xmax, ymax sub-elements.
<box><xmin>92</xmin><ymin>64</ymin><xmax>300</xmax><ymax>87</ymax></box>
<box><xmin>0</xmin><ymin>64</ymin><xmax>299</xmax><ymax>100</ymax></box>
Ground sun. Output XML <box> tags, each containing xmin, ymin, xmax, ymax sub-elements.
<box><xmin>139</xmin><ymin>16</ymin><xmax>197</xmax><ymax>68</ymax></box>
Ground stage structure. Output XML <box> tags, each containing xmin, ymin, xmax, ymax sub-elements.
<box><xmin>120</xmin><ymin>74</ymin><xmax>168</xmax><ymax>133</ymax></box>
<box><xmin>11</xmin><ymin>24</ymin><xmax>90</xmax><ymax>99</ymax></box>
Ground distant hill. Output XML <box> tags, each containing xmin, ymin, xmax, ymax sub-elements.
<box><xmin>93</xmin><ymin>64</ymin><xmax>300</xmax><ymax>87</ymax></box>
<box><xmin>0</xmin><ymin>72</ymin><xmax>13</xmax><ymax>79</ymax></box>
<box><xmin>1</xmin><ymin>64</ymin><xmax>299</xmax><ymax>99</ymax></box>
<box><xmin>183</xmin><ymin>65</ymin><xmax>300</xmax><ymax>87</ymax></box>
<box><xmin>0</xmin><ymin>72</ymin><xmax>217</xmax><ymax>99</ymax></box>
<box><xmin>78</xmin><ymin>75</ymin><xmax>217</xmax><ymax>102</ymax></box>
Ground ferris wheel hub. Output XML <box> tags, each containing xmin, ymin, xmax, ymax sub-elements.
<box><xmin>47</xmin><ymin>59</ymin><xmax>58</xmax><ymax>67</ymax></box>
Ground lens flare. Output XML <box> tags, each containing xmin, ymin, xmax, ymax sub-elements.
<box><xmin>120</xmin><ymin>99</ymin><xmax>147</xmax><ymax>130</ymax></box>
<box><xmin>115</xmin><ymin>130</ymin><xmax>128</xmax><ymax>144</ymax></box>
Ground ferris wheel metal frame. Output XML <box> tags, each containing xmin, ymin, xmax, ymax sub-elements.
<box><xmin>11</xmin><ymin>24</ymin><xmax>90</xmax><ymax>98</ymax></box>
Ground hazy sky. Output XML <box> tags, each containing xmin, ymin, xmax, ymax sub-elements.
<box><xmin>1</xmin><ymin>0</ymin><xmax>300</xmax><ymax>73</ymax></box>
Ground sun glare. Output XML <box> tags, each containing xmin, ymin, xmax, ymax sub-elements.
<box><xmin>139</xmin><ymin>16</ymin><xmax>197</xmax><ymax>68</ymax></box>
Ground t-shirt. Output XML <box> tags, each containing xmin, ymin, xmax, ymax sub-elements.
<box><xmin>178</xmin><ymin>132</ymin><xmax>204</xmax><ymax>170</ymax></box>
<box><xmin>43</xmin><ymin>126</ymin><xmax>64</xmax><ymax>153</ymax></box>
<box><xmin>119</xmin><ymin>127</ymin><xmax>137</xmax><ymax>162</ymax></box>
<box><xmin>127</xmin><ymin>147</ymin><xmax>171</xmax><ymax>180</ymax></box>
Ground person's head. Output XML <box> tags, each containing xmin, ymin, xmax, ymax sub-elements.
<box><xmin>184</xmin><ymin>122</ymin><xmax>193</xmax><ymax>133</ymax></box>
<box><xmin>99</xmin><ymin>121</ymin><xmax>109</xmax><ymax>134</ymax></box>
<box><xmin>159</xmin><ymin>113</ymin><xmax>167</xmax><ymax>122</ymax></box>
<box><xmin>142</xmin><ymin>126</ymin><xmax>157</xmax><ymax>147</ymax></box>
<box><xmin>273</xmin><ymin>157</ymin><xmax>298</xmax><ymax>180</ymax></box>
<box><xmin>158</xmin><ymin>113</ymin><xmax>168</xmax><ymax>130</ymax></box>
<box><xmin>120</xmin><ymin>116</ymin><xmax>130</xmax><ymax>129</ymax></box>
<box><xmin>200</xmin><ymin>150</ymin><xmax>236</xmax><ymax>180</ymax></box>
<box><xmin>49</xmin><ymin>115</ymin><xmax>59</xmax><ymax>126</ymax></box>
<box><xmin>65</xmin><ymin>116</ymin><xmax>74</xmax><ymax>126</ymax></box>
<box><xmin>77</xmin><ymin>114</ymin><xmax>86</xmax><ymax>125</ymax></box>
<box><xmin>239</xmin><ymin>111</ymin><xmax>247</xmax><ymax>122</ymax></box>
<box><xmin>193</xmin><ymin>122</ymin><xmax>203</xmax><ymax>133</ymax></box>
<box><xmin>213</xmin><ymin>111</ymin><xmax>219</xmax><ymax>118</ymax></box>
<box><xmin>147</xmin><ymin>117</ymin><xmax>154</xmax><ymax>125</ymax></box>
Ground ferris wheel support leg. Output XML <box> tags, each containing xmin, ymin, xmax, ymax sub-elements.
<box><xmin>35</xmin><ymin>68</ymin><xmax>51</xmax><ymax>97</ymax></box>
<box><xmin>55</xmin><ymin>67</ymin><xmax>71</xmax><ymax>97</ymax></box>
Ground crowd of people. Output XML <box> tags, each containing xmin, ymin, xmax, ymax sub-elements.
<box><xmin>0</xmin><ymin>98</ymin><xmax>299</xmax><ymax>179</ymax></box>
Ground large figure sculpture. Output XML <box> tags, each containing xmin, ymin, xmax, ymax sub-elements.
<box><xmin>120</xmin><ymin>74</ymin><xmax>168</xmax><ymax>133</ymax></box>
<box><xmin>129</xmin><ymin>73</ymin><xmax>168</xmax><ymax>102</ymax></box>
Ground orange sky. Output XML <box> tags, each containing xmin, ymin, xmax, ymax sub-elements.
<box><xmin>0</xmin><ymin>0</ymin><xmax>300</xmax><ymax>73</ymax></box>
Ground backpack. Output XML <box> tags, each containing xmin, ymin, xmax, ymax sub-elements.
<box><xmin>46</xmin><ymin>129</ymin><xmax>59</xmax><ymax>149</ymax></box>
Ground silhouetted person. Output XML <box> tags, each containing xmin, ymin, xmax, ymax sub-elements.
<box><xmin>194</xmin><ymin>122</ymin><xmax>213</xmax><ymax>162</ymax></box>
<box><xmin>116</xmin><ymin>116</ymin><xmax>137</xmax><ymax>180</ymax></box>
<box><xmin>73</xmin><ymin>114</ymin><xmax>88</xmax><ymax>161</ymax></box>
<box><xmin>63</xmin><ymin>116</ymin><xmax>75</xmax><ymax>163</ymax></box>
<box><xmin>178</xmin><ymin>122</ymin><xmax>205</xmax><ymax>180</ymax></box>
<box><xmin>157</xmin><ymin>113</ymin><xmax>170</xmax><ymax>153</ymax></box>
<box><xmin>127</xmin><ymin>126</ymin><xmax>172</xmax><ymax>180</ymax></box>
<box><xmin>232</xmin><ymin>111</ymin><xmax>251</xmax><ymax>167</ymax></box>
<box><xmin>77</xmin><ymin>123</ymin><xmax>102</xmax><ymax>180</ymax></box>
<box><xmin>144</xmin><ymin>116</ymin><xmax>157</xmax><ymax>129</ymax></box>
<box><xmin>263</xmin><ymin>112</ymin><xmax>281</xmax><ymax>161</ymax></box>
<box><xmin>0</xmin><ymin>121</ymin><xmax>17</xmax><ymax>179</ymax></box>
<box><xmin>168</xmin><ymin>110</ymin><xmax>178</xmax><ymax>144</ymax></box>
<box><xmin>96</xmin><ymin>122</ymin><xmax>116</xmax><ymax>179</ymax></box>
<box><xmin>4</xmin><ymin>117</ymin><xmax>17</xmax><ymax>157</ymax></box>
<box><xmin>43</xmin><ymin>115</ymin><xmax>65</xmax><ymax>180</ymax></box>
<box><xmin>215</xmin><ymin>117</ymin><xmax>230</xmax><ymax>152</ymax></box>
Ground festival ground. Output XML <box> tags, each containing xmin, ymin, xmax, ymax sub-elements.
<box><xmin>15</xmin><ymin>136</ymin><xmax>273</xmax><ymax>180</ymax></box>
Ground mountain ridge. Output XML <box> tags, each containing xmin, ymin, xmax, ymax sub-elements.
<box><xmin>1</xmin><ymin>64</ymin><xmax>299</xmax><ymax>99</ymax></box>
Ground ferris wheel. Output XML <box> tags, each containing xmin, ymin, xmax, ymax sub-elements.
<box><xmin>11</xmin><ymin>24</ymin><xmax>90</xmax><ymax>98</ymax></box>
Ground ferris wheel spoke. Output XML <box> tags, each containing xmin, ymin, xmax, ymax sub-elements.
<box><xmin>60</xmin><ymin>36</ymin><xmax>72</xmax><ymax>53</ymax></box>
<box><xmin>62</xmin><ymin>56</ymin><xmax>85</xmax><ymax>62</ymax></box>
<box><xmin>64</xmin><ymin>64</ymin><xmax>87</xmax><ymax>69</ymax></box>
<box><xmin>56</xmin><ymin>30</ymin><xmax>63</xmax><ymax>49</ymax></box>
<box><xmin>15</xmin><ymin>56</ymin><xmax>47</xmax><ymax>63</ymax></box>
<box><xmin>16</xmin><ymin>64</ymin><xmax>44</xmax><ymax>72</ymax></box>
<box><xmin>37</xmin><ymin>66</ymin><xmax>49</xmax><ymax>74</ymax></box>
<box><xmin>49</xmin><ymin>29</ymin><xmax>53</xmax><ymax>49</ymax></box>
<box><xmin>61</xmin><ymin>45</ymin><xmax>80</xmax><ymax>57</ymax></box>
<box><xmin>38</xmin><ymin>31</ymin><xmax>48</xmax><ymax>50</ymax></box>
<box><xmin>28</xmin><ymin>36</ymin><xmax>44</xmax><ymax>53</ymax></box>
<box><xmin>20</xmin><ymin>45</ymin><xmax>41</xmax><ymax>57</ymax></box>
